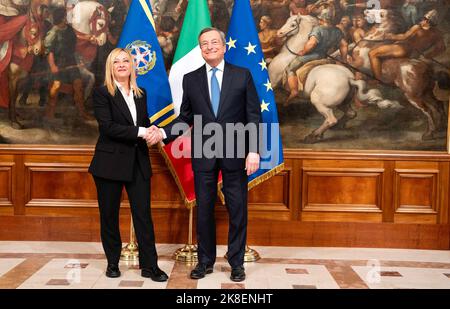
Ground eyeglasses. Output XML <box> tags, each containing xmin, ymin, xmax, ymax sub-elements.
<box><xmin>200</xmin><ymin>40</ymin><xmax>222</xmax><ymax>49</ymax></box>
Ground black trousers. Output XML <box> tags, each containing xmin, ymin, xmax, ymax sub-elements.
<box><xmin>93</xmin><ymin>162</ymin><xmax>157</xmax><ymax>268</ymax></box>
<box><xmin>194</xmin><ymin>166</ymin><xmax>248</xmax><ymax>268</ymax></box>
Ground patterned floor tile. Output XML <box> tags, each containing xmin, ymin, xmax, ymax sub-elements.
<box><xmin>46</xmin><ymin>279</ymin><xmax>71</xmax><ymax>286</ymax></box>
<box><xmin>292</xmin><ymin>284</ymin><xmax>317</xmax><ymax>289</ymax></box>
<box><xmin>379</xmin><ymin>271</ymin><xmax>402</xmax><ymax>277</ymax></box>
<box><xmin>221</xmin><ymin>283</ymin><xmax>245</xmax><ymax>289</ymax></box>
<box><xmin>286</xmin><ymin>268</ymin><xmax>309</xmax><ymax>274</ymax></box>
<box><xmin>1</xmin><ymin>242</ymin><xmax>450</xmax><ymax>289</ymax></box>
<box><xmin>119</xmin><ymin>280</ymin><xmax>144</xmax><ymax>287</ymax></box>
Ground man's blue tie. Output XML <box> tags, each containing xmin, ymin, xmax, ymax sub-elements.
<box><xmin>210</xmin><ymin>67</ymin><xmax>220</xmax><ymax>117</ymax></box>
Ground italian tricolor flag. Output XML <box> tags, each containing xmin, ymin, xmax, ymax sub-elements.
<box><xmin>161</xmin><ymin>0</ymin><xmax>212</xmax><ymax>208</ymax></box>
<box><xmin>169</xmin><ymin>0</ymin><xmax>212</xmax><ymax>115</ymax></box>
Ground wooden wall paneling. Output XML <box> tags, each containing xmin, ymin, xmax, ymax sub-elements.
<box><xmin>299</xmin><ymin>212</ymin><xmax>384</xmax><ymax>222</ymax></box>
<box><xmin>0</xmin><ymin>147</ymin><xmax>449</xmax><ymax>249</ymax></box>
<box><xmin>1</xmin><ymin>211</ymin><xmax>448</xmax><ymax>249</ymax></box>
<box><xmin>23</xmin><ymin>153</ymin><xmax>93</xmax><ymax>164</ymax></box>
<box><xmin>121</xmin><ymin>164</ymin><xmax>185</xmax><ymax>211</ymax></box>
<box><xmin>395</xmin><ymin>171</ymin><xmax>437</xmax><ymax>212</ymax></box>
<box><xmin>149</xmin><ymin>164</ymin><xmax>186</xmax><ymax>209</ymax></box>
<box><xmin>22</xmin><ymin>153</ymin><xmax>96</xmax><ymax>212</ymax></box>
<box><xmin>447</xmin><ymin>144</ymin><xmax>450</xmax><ymax>249</ymax></box>
<box><xmin>393</xmin><ymin>161</ymin><xmax>439</xmax><ymax>224</ymax></box>
<box><xmin>14</xmin><ymin>155</ymin><xmax>25</xmax><ymax>215</ymax></box>
<box><xmin>382</xmin><ymin>160</ymin><xmax>395</xmax><ymax>222</ymax></box>
<box><xmin>25</xmin><ymin>207</ymin><xmax>100</xmax><ymax>217</ymax></box>
<box><xmin>302</xmin><ymin>159</ymin><xmax>385</xmax><ymax>169</ymax></box>
<box><xmin>212</xmin><ymin>169</ymin><xmax>291</xmax><ymax>222</ymax></box>
<box><xmin>0</xmin><ymin>156</ymin><xmax>15</xmax><ymax>209</ymax></box>
<box><xmin>0</xmin><ymin>208</ymin><xmax>13</xmax><ymax>216</ymax></box>
<box><xmin>245</xmin><ymin>220</ymin><xmax>449</xmax><ymax>249</ymax></box>
<box><xmin>283</xmin><ymin>149</ymin><xmax>450</xmax><ymax>161</ymax></box>
<box><xmin>438</xmin><ymin>161</ymin><xmax>449</xmax><ymax>224</ymax></box>
<box><xmin>300</xmin><ymin>166</ymin><xmax>384</xmax><ymax>222</ymax></box>
<box><xmin>0</xmin><ymin>166</ymin><xmax>12</xmax><ymax>205</ymax></box>
<box><xmin>302</xmin><ymin>169</ymin><xmax>384</xmax><ymax>211</ymax></box>
<box><xmin>24</xmin><ymin>163</ymin><xmax>97</xmax><ymax>208</ymax></box>
<box><xmin>151</xmin><ymin>208</ymin><xmax>190</xmax><ymax>244</ymax></box>
<box><xmin>247</xmin><ymin>169</ymin><xmax>291</xmax><ymax>220</ymax></box>
<box><xmin>290</xmin><ymin>158</ymin><xmax>301</xmax><ymax>221</ymax></box>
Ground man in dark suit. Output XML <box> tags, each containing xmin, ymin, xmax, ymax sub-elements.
<box><xmin>148</xmin><ymin>27</ymin><xmax>261</xmax><ymax>282</ymax></box>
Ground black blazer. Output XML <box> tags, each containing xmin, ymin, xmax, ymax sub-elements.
<box><xmin>89</xmin><ymin>85</ymin><xmax>151</xmax><ymax>182</ymax></box>
<box><xmin>163</xmin><ymin>62</ymin><xmax>261</xmax><ymax>172</ymax></box>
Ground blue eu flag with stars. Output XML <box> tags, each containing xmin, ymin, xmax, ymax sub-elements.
<box><xmin>224</xmin><ymin>0</ymin><xmax>284</xmax><ymax>188</ymax></box>
<box><xmin>118</xmin><ymin>0</ymin><xmax>175</xmax><ymax>126</ymax></box>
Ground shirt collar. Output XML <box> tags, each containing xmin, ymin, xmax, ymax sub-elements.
<box><xmin>205</xmin><ymin>59</ymin><xmax>225</xmax><ymax>73</ymax></box>
<box><xmin>114</xmin><ymin>80</ymin><xmax>134</xmax><ymax>94</ymax></box>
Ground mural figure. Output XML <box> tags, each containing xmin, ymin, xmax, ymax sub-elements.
<box><xmin>44</xmin><ymin>6</ymin><xmax>92</xmax><ymax>120</ymax></box>
<box><xmin>0</xmin><ymin>0</ymin><xmax>449</xmax><ymax>151</ymax></box>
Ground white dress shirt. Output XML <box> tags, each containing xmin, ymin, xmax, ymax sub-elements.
<box><xmin>114</xmin><ymin>80</ymin><xmax>146</xmax><ymax>138</ymax></box>
<box><xmin>205</xmin><ymin>60</ymin><xmax>224</xmax><ymax>98</ymax></box>
<box><xmin>160</xmin><ymin>60</ymin><xmax>225</xmax><ymax>140</ymax></box>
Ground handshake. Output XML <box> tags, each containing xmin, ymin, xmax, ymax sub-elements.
<box><xmin>143</xmin><ymin>125</ymin><xmax>164</xmax><ymax>146</ymax></box>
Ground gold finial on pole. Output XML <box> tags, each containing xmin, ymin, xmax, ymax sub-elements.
<box><xmin>173</xmin><ymin>206</ymin><xmax>198</xmax><ymax>263</ymax></box>
<box><xmin>120</xmin><ymin>218</ymin><xmax>139</xmax><ymax>261</ymax></box>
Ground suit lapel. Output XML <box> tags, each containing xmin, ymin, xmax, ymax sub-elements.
<box><xmin>198</xmin><ymin>65</ymin><xmax>215</xmax><ymax>118</ymax></box>
<box><xmin>135</xmin><ymin>92</ymin><xmax>145</xmax><ymax>126</ymax></box>
<box><xmin>113</xmin><ymin>90</ymin><xmax>134</xmax><ymax>125</ymax></box>
<box><xmin>216</xmin><ymin>63</ymin><xmax>233</xmax><ymax>118</ymax></box>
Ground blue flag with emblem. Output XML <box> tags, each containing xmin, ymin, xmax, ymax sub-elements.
<box><xmin>117</xmin><ymin>0</ymin><xmax>175</xmax><ymax>126</ymax></box>
<box><xmin>224</xmin><ymin>0</ymin><xmax>284</xmax><ymax>188</ymax></box>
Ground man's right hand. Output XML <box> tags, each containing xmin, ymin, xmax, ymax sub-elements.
<box><xmin>145</xmin><ymin>126</ymin><xmax>164</xmax><ymax>145</ymax></box>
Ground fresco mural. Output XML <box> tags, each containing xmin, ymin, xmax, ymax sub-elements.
<box><xmin>0</xmin><ymin>0</ymin><xmax>449</xmax><ymax>151</ymax></box>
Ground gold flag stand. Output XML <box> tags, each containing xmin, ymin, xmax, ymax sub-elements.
<box><xmin>120</xmin><ymin>219</ymin><xmax>139</xmax><ymax>261</ymax></box>
<box><xmin>173</xmin><ymin>206</ymin><xmax>198</xmax><ymax>263</ymax></box>
<box><xmin>172</xmin><ymin>205</ymin><xmax>260</xmax><ymax>263</ymax></box>
<box><xmin>243</xmin><ymin>246</ymin><xmax>261</xmax><ymax>262</ymax></box>
<box><xmin>224</xmin><ymin>245</ymin><xmax>261</xmax><ymax>262</ymax></box>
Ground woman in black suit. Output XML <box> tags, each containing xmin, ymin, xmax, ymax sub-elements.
<box><xmin>89</xmin><ymin>48</ymin><xmax>168</xmax><ymax>282</ymax></box>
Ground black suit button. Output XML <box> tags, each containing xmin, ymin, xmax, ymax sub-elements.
<box><xmin>134</xmin><ymin>144</ymin><xmax>137</xmax><ymax>147</ymax></box>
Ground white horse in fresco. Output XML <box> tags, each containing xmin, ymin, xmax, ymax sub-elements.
<box><xmin>268</xmin><ymin>14</ymin><xmax>400</xmax><ymax>143</ymax></box>
<box><xmin>303</xmin><ymin>64</ymin><xmax>401</xmax><ymax>143</ymax></box>
<box><xmin>268</xmin><ymin>14</ymin><xmax>318</xmax><ymax>87</ymax></box>
<box><xmin>68</xmin><ymin>0</ymin><xmax>108</xmax><ymax>99</ymax></box>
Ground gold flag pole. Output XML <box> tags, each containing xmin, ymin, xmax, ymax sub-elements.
<box><xmin>120</xmin><ymin>218</ymin><xmax>139</xmax><ymax>261</ymax></box>
<box><xmin>173</xmin><ymin>206</ymin><xmax>198</xmax><ymax>262</ymax></box>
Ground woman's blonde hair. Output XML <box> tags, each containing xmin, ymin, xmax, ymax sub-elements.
<box><xmin>104</xmin><ymin>48</ymin><xmax>143</xmax><ymax>97</ymax></box>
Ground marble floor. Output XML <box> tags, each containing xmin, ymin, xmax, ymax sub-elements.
<box><xmin>0</xmin><ymin>241</ymin><xmax>449</xmax><ymax>289</ymax></box>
